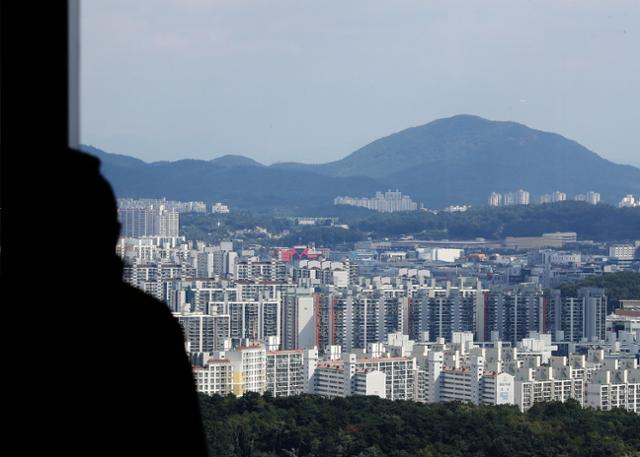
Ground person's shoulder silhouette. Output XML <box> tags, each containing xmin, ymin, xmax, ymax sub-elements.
<box><xmin>18</xmin><ymin>149</ymin><xmax>208</xmax><ymax>456</ymax></box>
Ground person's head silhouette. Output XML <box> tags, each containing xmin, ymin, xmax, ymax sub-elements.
<box><xmin>54</xmin><ymin>150</ymin><xmax>123</xmax><ymax>281</ymax></box>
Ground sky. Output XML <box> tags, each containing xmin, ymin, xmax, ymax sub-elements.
<box><xmin>81</xmin><ymin>0</ymin><xmax>640</xmax><ymax>167</ymax></box>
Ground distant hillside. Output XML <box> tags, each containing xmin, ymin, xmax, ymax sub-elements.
<box><xmin>83</xmin><ymin>115</ymin><xmax>640</xmax><ymax>209</ymax></box>
<box><xmin>83</xmin><ymin>146</ymin><xmax>381</xmax><ymax>212</ymax></box>
<box><xmin>210</xmin><ymin>154</ymin><xmax>265</xmax><ymax>168</ymax></box>
<box><xmin>81</xmin><ymin>144</ymin><xmax>147</xmax><ymax>169</ymax></box>
<box><xmin>280</xmin><ymin>115</ymin><xmax>640</xmax><ymax>206</ymax></box>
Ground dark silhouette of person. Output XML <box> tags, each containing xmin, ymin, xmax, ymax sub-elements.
<box><xmin>14</xmin><ymin>150</ymin><xmax>209</xmax><ymax>456</ymax></box>
<box><xmin>2</xmin><ymin>3</ymin><xmax>207</xmax><ymax>454</ymax></box>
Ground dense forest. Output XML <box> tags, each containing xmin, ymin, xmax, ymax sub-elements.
<box><xmin>559</xmin><ymin>271</ymin><xmax>640</xmax><ymax>312</ymax></box>
<box><xmin>199</xmin><ymin>393</ymin><xmax>640</xmax><ymax>457</ymax></box>
<box><xmin>181</xmin><ymin>203</ymin><xmax>640</xmax><ymax>246</ymax></box>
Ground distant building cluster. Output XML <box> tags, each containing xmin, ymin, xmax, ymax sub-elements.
<box><xmin>489</xmin><ymin>190</ymin><xmax>602</xmax><ymax>206</ymax></box>
<box><xmin>539</xmin><ymin>191</ymin><xmax>567</xmax><ymax>204</ymax></box>
<box><xmin>211</xmin><ymin>202</ymin><xmax>230</xmax><ymax>213</ymax></box>
<box><xmin>118</xmin><ymin>197</ymin><xmax>207</xmax><ymax>213</ymax></box>
<box><xmin>539</xmin><ymin>190</ymin><xmax>601</xmax><ymax>205</ymax></box>
<box><xmin>117</xmin><ymin>198</ymin><xmax>234</xmax><ymax>238</ymax></box>
<box><xmin>609</xmin><ymin>244</ymin><xmax>639</xmax><ymax>261</ymax></box>
<box><xmin>115</xmin><ymin>217</ymin><xmax>639</xmax><ymax>415</ymax></box>
<box><xmin>190</xmin><ymin>329</ymin><xmax>639</xmax><ymax>413</ymax></box>
<box><xmin>619</xmin><ymin>194</ymin><xmax>640</xmax><ymax>208</ymax></box>
<box><xmin>488</xmin><ymin>189</ymin><xmax>530</xmax><ymax>207</ymax></box>
<box><xmin>443</xmin><ymin>205</ymin><xmax>470</xmax><ymax>213</ymax></box>
<box><xmin>118</xmin><ymin>204</ymin><xmax>180</xmax><ymax>238</ymax></box>
<box><xmin>274</xmin><ymin>246</ymin><xmax>325</xmax><ymax>262</ymax></box>
<box><xmin>504</xmin><ymin>231</ymin><xmax>578</xmax><ymax>250</ymax></box>
<box><xmin>574</xmin><ymin>191</ymin><xmax>601</xmax><ymax>205</ymax></box>
<box><xmin>287</xmin><ymin>216</ymin><xmax>339</xmax><ymax>226</ymax></box>
<box><xmin>118</xmin><ymin>197</ymin><xmax>231</xmax><ymax>214</ymax></box>
<box><xmin>334</xmin><ymin>190</ymin><xmax>418</xmax><ymax>212</ymax></box>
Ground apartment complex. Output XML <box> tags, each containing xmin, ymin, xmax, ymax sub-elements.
<box><xmin>334</xmin><ymin>190</ymin><xmax>419</xmax><ymax>212</ymax></box>
<box><xmin>118</xmin><ymin>205</ymin><xmax>179</xmax><ymax>237</ymax></box>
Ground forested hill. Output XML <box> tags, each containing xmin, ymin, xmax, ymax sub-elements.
<box><xmin>199</xmin><ymin>393</ymin><xmax>640</xmax><ymax>457</ymax></box>
<box><xmin>83</xmin><ymin>115</ymin><xmax>640</xmax><ymax>209</ymax></box>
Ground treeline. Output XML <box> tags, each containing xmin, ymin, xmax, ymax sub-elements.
<box><xmin>351</xmin><ymin>202</ymin><xmax>640</xmax><ymax>241</ymax></box>
<box><xmin>180</xmin><ymin>212</ymin><xmax>294</xmax><ymax>244</ymax></box>
<box><xmin>180</xmin><ymin>202</ymin><xmax>640</xmax><ymax>246</ymax></box>
<box><xmin>199</xmin><ymin>393</ymin><xmax>640</xmax><ymax>457</ymax></box>
<box><xmin>559</xmin><ymin>271</ymin><xmax>640</xmax><ymax>312</ymax></box>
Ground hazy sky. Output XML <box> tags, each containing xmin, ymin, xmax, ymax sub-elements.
<box><xmin>81</xmin><ymin>0</ymin><xmax>640</xmax><ymax>167</ymax></box>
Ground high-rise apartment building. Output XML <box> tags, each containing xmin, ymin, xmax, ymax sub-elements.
<box><xmin>619</xmin><ymin>194</ymin><xmax>640</xmax><ymax>208</ymax></box>
<box><xmin>586</xmin><ymin>364</ymin><xmax>640</xmax><ymax>413</ymax></box>
<box><xmin>281</xmin><ymin>292</ymin><xmax>317</xmax><ymax>350</ymax></box>
<box><xmin>235</xmin><ymin>259</ymin><xmax>287</xmax><ymax>282</ymax></box>
<box><xmin>488</xmin><ymin>192</ymin><xmax>502</xmax><ymax>207</ymax></box>
<box><xmin>226</xmin><ymin>344</ymin><xmax>267</xmax><ymax>396</ymax></box>
<box><xmin>486</xmin><ymin>283</ymin><xmax>543</xmax><ymax>344</ymax></box>
<box><xmin>411</xmin><ymin>285</ymin><xmax>486</xmax><ymax>342</ymax></box>
<box><xmin>321</xmin><ymin>289</ymin><xmax>410</xmax><ymax>353</ymax></box>
<box><xmin>313</xmin><ymin>348</ymin><xmax>415</xmax><ymax>401</ymax></box>
<box><xmin>586</xmin><ymin>191</ymin><xmax>601</xmax><ymax>205</ymax></box>
<box><xmin>175</xmin><ymin>311</ymin><xmax>231</xmax><ymax>352</ymax></box>
<box><xmin>118</xmin><ymin>205</ymin><xmax>179</xmax><ymax>237</ymax></box>
<box><xmin>499</xmin><ymin>189</ymin><xmax>530</xmax><ymax>206</ymax></box>
<box><xmin>539</xmin><ymin>194</ymin><xmax>552</xmax><ymax>204</ymax></box>
<box><xmin>193</xmin><ymin>357</ymin><xmax>233</xmax><ymax>396</ymax></box>
<box><xmin>516</xmin><ymin>189</ymin><xmax>530</xmax><ymax>205</ymax></box>
<box><xmin>266</xmin><ymin>350</ymin><xmax>305</xmax><ymax>397</ymax></box>
<box><xmin>574</xmin><ymin>191</ymin><xmax>601</xmax><ymax>205</ymax></box>
<box><xmin>609</xmin><ymin>244</ymin><xmax>636</xmax><ymax>261</ymax></box>
<box><xmin>550</xmin><ymin>288</ymin><xmax>607</xmax><ymax>342</ymax></box>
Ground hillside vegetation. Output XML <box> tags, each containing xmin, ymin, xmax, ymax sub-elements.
<box><xmin>180</xmin><ymin>203</ymin><xmax>640</xmax><ymax>246</ymax></box>
<box><xmin>199</xmin><ymin>393</ymin><xmax>640</xmax><ymax>457</ymax></box>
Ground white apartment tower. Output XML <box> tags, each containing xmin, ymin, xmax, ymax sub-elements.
<box><xmin>488</xmin><ymin>192</ymin><xmax>502</xmax><ymax>207</ymax></box>
<box><xmin>266</xmin><ymin>350</ymin><xmax>305</xmax><ymax>397</ymax></box>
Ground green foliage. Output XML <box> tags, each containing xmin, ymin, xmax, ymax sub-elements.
<box><xmin>180</xmin><ymin>211</ymin><xmax>294</xmax><ymax>245</ymax></box>
<box><xmin>199</xmin><ymin>394</ymin><xmax>640</xmax><ymax>457</ymax></box>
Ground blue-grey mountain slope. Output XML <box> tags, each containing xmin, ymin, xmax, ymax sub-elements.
<box><xmin>83</xmin><ymin>146</ymin><xmax>382</xmax><ymax>212</ymax></box>
<box><xmin>84</xmin><ymin>115</ymin><xmax>640</xmax><ymax>209</ymax></box>
<box><xmin>275</xmin><ymin>115</ymin><xmax>640</xmax><ymax>205</ymax></box>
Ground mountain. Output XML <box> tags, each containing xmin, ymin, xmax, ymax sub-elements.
<box><xmin>83</xmin><ymin>115</ymin><xmax>640</xmax><ymax>210</ymax></box>
<box><xmin>82</xmin><ymin>144</ymin><xmax>147</xmax><ymax>169</ymax></box>
<box><xmin>83</xmin><ymin>146</ymin><xmax>381</xmax><ymax>213</ymax></box>
<box><xmin>210</xmin><ymin>154</ymin><xmax>265</xmax><ymax>168</ymax></box>
<box><xmin>276</xmin><ymin>115</ymin><xmax>640</xmax><ymax>206</ymax></box>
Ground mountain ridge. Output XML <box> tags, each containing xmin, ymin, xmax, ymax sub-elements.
<box><xmin>83</xmin><ymin>115</ymin><xmax>640</xmax><ymax>210</ymax></box>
